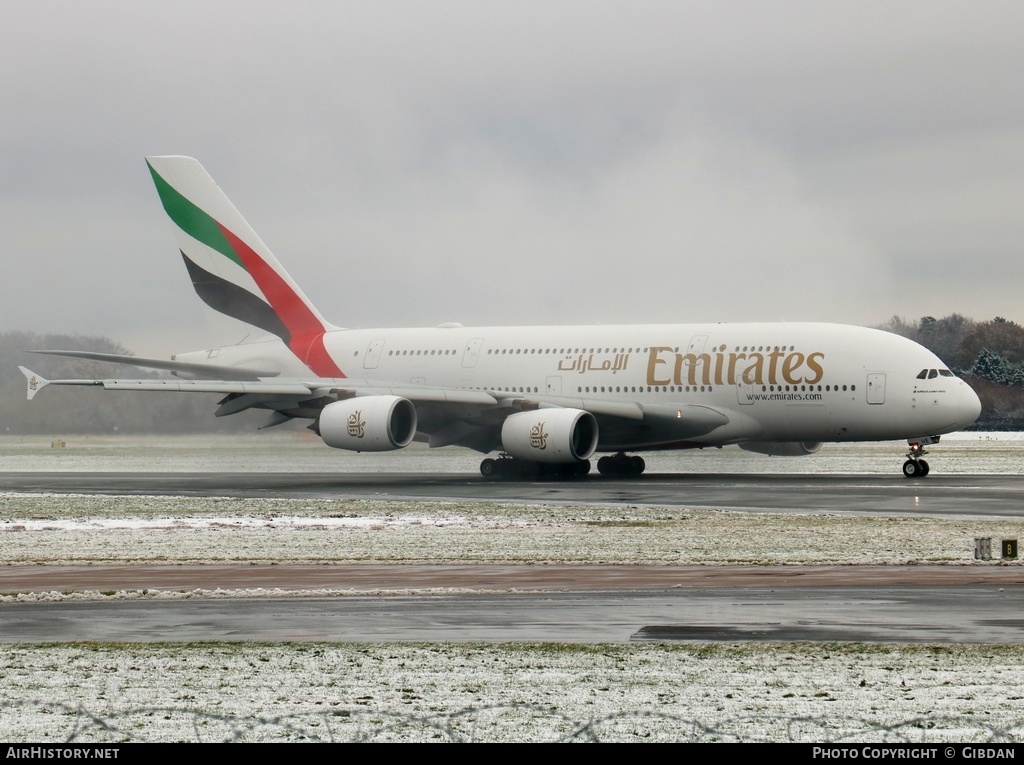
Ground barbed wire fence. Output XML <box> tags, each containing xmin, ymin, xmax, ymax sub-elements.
<box><xmin>4</xmin><ymin>700</ymin><xmax>1024</xmax><ymax>742</ymax></box>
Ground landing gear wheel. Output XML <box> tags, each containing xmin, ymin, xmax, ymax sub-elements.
<box><xmin>482</xmin><ymin>455</ymin><xmax>589</xmax><ymax>480</ymax></box>
<box><xmin>903</xmin><ymin>438</ymin><xmax>936</xmax><ymax>478</ymax></box>
<box><xmin>597</xmin><ymin>453</ymin><xmax>645</xmax><ymax>477</ymax></box>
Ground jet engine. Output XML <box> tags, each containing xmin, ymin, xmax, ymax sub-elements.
<box><xmin>739</xmin><ymin>441</ymin><xmax>823</xmax><ymax>457</ymax></box>
<box><xmin>500</xmin><ymin>408</ymin><xmax>598</xmax><ymax>463</ymax></box>
<box><xmin>318</xmin><ymin>396</ymin><xmax>417</xmax><ymax>451</ymax></box>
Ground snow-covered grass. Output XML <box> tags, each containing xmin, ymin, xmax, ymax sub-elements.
<box><xmin>4</xmin><ymin>642</ymin><xmax>1024</xmax><ymax>742</ymax></box>
<box><xmin>5</xmin><ymin>494</ymin><xmax>1022</xmax><ymax>633</ymax></box>
<box><xmin>2</xmin><ymin>494</ymin><xmax>1023</xmax><ymax>570</ymax></box>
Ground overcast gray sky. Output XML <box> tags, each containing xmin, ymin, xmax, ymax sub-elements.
<box><xmin>2</xmin><ymin>1</ymin><xmax>1022</xmax><ymax>356</ymax></box>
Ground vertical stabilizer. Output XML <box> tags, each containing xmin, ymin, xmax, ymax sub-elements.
<box><xmin>145</xmin><ymin>156</ymin><xmax>344</xmax><ymax>377</ymax></box>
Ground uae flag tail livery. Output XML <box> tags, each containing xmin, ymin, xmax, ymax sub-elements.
<box><xmin>146</xmin><ymin>156</ymin><xmax>344</xmax><ymax>379</ymax></box>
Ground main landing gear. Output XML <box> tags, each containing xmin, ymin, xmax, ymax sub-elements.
<box><xmin>902</xmin><ymin>438</ymin><xmax>936</xmax><ymax>478</ymax></box>
<box><xmin>478</xmin><ymin>452</ymin><xmax>648</xmax><ymax>479</ymax></box>
<box><xmin>596</xmin><ymin>452</ymin><xmax>646</xmax><ymax>477</ymax></box>
<box><xmin>480</xmin><ymin>455</ymin><xmax>591</xmax><ymax>480</ymax></box>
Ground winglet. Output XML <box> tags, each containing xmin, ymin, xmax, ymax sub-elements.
<box><xmin>19</xmin><ymin>367</ymin><xmax>48</xmax><ymax>401</ymax></box>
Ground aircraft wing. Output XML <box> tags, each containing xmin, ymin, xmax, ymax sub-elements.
<box><xmin>18</xmin><ymin>367</ymin><xmax>498</xmax><ymax>405</ymax></box>
<box><xmin>20</xmin><ymin>365</ymin><xmax>651</xmax><ymax>413</ymax></box>
<box><xmin>19</xmin><ymin>366</ymin><xmax>729</xmax><ymax>446</ymax></box>
<box><xmin>29</xmin><ymin>350</ymin><xmax>279</xmax><ymax>381</ymax></box>
<box><xmin>517</xmin><ymin>396</ymin><xmax>730</xmax><ymax>445</ymax></box>
<box><xmin>19</xmin><ymin>367</ymin><xmax>311</xmax><ymax>401</ymax></box>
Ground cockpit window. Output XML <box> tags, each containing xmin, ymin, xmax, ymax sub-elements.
<box><xmin>918</xmin><ymin>368</ymin><xmax>954</xmax><ymax>379</ymax></box>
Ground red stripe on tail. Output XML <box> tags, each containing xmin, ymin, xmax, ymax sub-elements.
<box><xmin>217</xmin><ymin>223</ymin><xmax>345</xmax><ymax>378</ymax></box>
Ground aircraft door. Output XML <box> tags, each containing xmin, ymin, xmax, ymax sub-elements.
<box><xmin>866</xmin><ymin>373</ymin><xmax>886</xmax><ymax>405</ymax></box>
<box><xmin>546</xmin><ymin>376</ymin><xmax>563</xmax><ymax>395</ymax></box>
<box><xmin>687</xmin><ymin>334</ymin><xmax>708</xmax><ymax>354</ymax></box>
<box><xmin>364</xmin><ymin>339</ymin><xmax>386</xmax><ymax>369</ymax></box>
<box><xmin>463</xmin><ymin>338</ymin><xmax>483</xmax><ymax>368</ymax></box>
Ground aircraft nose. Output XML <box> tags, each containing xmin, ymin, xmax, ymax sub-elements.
<box><xmin>956</xmin><ymin>382</ymin><xmax>982</xmax><ymax>430</ymax></box>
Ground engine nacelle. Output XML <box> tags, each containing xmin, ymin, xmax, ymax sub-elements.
<box><xmin>318</xmin><ymin>396</ymin><xmax>417</xmax><ymax>452</ymax></box>
<box><xmin>739</xmin><ymin>441</ymin><xmax>823</xmax><ymax>457</ymax></box>
<box><xmin>500</xmin><ymin>408</ymin><xmax>598</xmax><ymax>463</ymax></box>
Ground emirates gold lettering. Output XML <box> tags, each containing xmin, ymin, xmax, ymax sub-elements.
<box><xmin>647</xmin><ymin>347</ymin><xmax>674</xmax><ymax>386</ymax></box>
<box><xmin>646</xmin><ymin>347</ymin><xmax>826</xmax><ymax>386</ymax></box>
<box><xmin>781</xmin><ymin>352</ymin><xmax>804</xmax><ymax>385</ymax></box>
<box><xmin>804</xmin><ymin>352</ymin><xmax>825</xmax><ymax>384</ymax></box>
<box><xmin>557</xmin><ymin>352</ymin><xmax>631</xmax><ymax>374</ymax></box>
<box><xmin>742</xmin><ymin>354</ymin><xmax>764</xmax><ymax>384</ymax></box>
<box><xmin>727</xmin><ymin>353</ymin><xmax>746</xmax><ymax>384</ymax></box>
<box><xmin>673</xmin><ymin>353</ymin><xmax>712</xmax><ymax>386</ymax></box>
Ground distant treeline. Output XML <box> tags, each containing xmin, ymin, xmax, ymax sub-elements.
<box><xmin>879</xmin><ymin>315</ymin><xmax>1024</xmax><ymax>430</ymax></box>
<box><xmin>2</xmin><ymin>320</ymin><xmax>1022</xmax><ymax>434</ymax></box>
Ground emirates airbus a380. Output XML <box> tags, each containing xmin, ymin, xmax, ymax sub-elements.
<box><xmin>20</xmin><ymin>156</ymin><xmax>981</xmax><ymax>479</ymax></box>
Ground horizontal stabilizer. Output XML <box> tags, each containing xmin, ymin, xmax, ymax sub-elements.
<box><xmin>29</xmin><ymin>350</ymin><xmax>279</xmax><ymax>381</ymax></box>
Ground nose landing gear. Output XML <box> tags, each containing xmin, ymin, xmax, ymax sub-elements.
<box><xmin>902</xmin><ymin>437</ymin><xmax>937</xmax><ymax>478</ymax></box>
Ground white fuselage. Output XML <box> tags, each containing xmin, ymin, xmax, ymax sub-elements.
<box><xmin>191</xmin><ymin>321</ymin><xmax>982</xmax><ymax>451</ymax></box>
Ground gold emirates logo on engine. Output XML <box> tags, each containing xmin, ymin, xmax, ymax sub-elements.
<box><xmin>530</xmin><ymin>422</ymin><xmax>548</xmax><ymax>449</ymax></box>
<box><xmin>347</xmin><ymin>410</ymin><xmax>366</xmax><ymax>438</ymax></box>
<box><xmin>646</xmin><ymin>346</ymin><xmax>825</xmax><ymax>387</ymax></box>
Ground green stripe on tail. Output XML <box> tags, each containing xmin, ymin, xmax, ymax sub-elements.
<box><xmin>146</xmin><ymin>160</ymin><xmax>243</xmax><ymax>268</ymax></box>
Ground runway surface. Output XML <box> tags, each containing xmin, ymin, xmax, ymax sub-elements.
<box><xmin>2</xmin><ymin>470</ymin><xmax>1024</xmax><ymax>517</ymax></box>
<box><xmin>2</xmin><ymin>470</ymin><xmax>1023</xmax><ymax>643</ymax></box>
